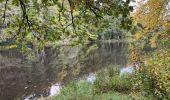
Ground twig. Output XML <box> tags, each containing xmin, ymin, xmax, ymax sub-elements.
<box><xmin>63</xmin><ymin>23</ymin><xmax>72</xmax><ymax>31</ymax></box>
<box><xmin>89</xmin><ymin>6</ymin><xmax>103</xmax><ymax>19</ymax></box>
<box><xmin>19</xmin><ymin>0</ymin><xmax>31</xmax><ymax>29</ymax></box>
<box><xmin>68</xmin><ymin>0</ymin><xmax>76</xmax><ymax>34</ymax></box>
<box><xmin>58</xmin><ymin>0</ymin><xmax>65</xmax><ymax>21</ymax></box>
<box><xmin>85</xmin><ymin>1</ymin><xmax>103</xmax><ymax>19</ymax></box>
<box><xmin>2</xmin><ymin>0</ymin><xmax>8</xmax><ymax>24</ymax></box>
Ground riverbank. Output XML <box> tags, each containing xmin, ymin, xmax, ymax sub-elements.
<box><xmin>0</xmin><ymin>39</ymin><xmax>131</xmax><ymax>51</ymax></box>
<box><xmin>0</xmin><ymin>42</ymin><xmax>130</xmax><ymax>100</ymax></box>
<box><xmin>49</xmin><ymin>46</ymin><xmax>170</xmax><ymax>100</ymax></box>
<box><xmin>50</xmin><ymin>67</ymin><xmax>152</xmax><ymax>100</ymax></box>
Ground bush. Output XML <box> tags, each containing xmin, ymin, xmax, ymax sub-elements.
<box><xmin>55</xmin><ymin>80</ymin><xmax>132</xmax><ymax>100</ymax></box>
<box><xmin>55</xmin><ymin>67</ymin><xmax>153</xmax><ymax>100</ymax></box>
<box><xmin>55</xmin><ymin>81</ymin><xmax>94</xmax><ymax>100</ymax></box>
<box><xmin>93</xmin><ymin>67</ymin><xmax>132</xmax><ymax>94</ymax></box>
<box><xmin>131</xmin><ymin>48</ymin><xmax>170</xmax><ymax>99</ymax></box>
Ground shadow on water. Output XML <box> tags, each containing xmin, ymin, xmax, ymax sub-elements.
<box><xmin>0</xmin><ymin>42</ymin><xmax>129</xmax><ymax>100</ymax></box>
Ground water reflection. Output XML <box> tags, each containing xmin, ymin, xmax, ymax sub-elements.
<box><xmin>0</xmin><ymin>42</ymin><xmax>129</xmax><ymax>100</ymax></box>
<box><xmin>86</xmin><ymin>73</ymin><xmax>96</xmax><ymax>83</ymax></box>
<box><xmin>120</xmin><ymin>66</ymin><xmax>134</xmax><ymax>76</ymax></box>
<box><xmin>50</xmin><ymin>83</ymin><xmax>61</xmax><ymax>96</ymax></box>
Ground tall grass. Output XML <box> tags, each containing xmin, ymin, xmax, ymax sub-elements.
<box><xmin>55</xmin><ymin>80</ymin><xmax>131</xmax><ymax>100</ymax></box>
<box><xmin>93</xmin><ymin>67</ymin><xmax>132</xmax><ymax>94</ymax></box>
<box><xmin>54</xmin><ymin>67</ymin><xmax>151</xmax><ymax>100</ymax></box>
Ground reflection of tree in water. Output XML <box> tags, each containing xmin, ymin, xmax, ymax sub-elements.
<box><xmin>48</xmin><ymin>42</ymin><xmax>129</xmax><ymax>83</ymax></box>
<box><xmin>0</xmin><ymin>49</ymin><xmax>55</xmax><ymax>100</ymax></box>
<box><xmin>79</xmin><ymin>42</ymin><xmax>129</xmax><ymax>74</ymax></box>
<box><xmin>0</xmin><ymin>42</ymin><xmax>129</xmax><ymax>100</ymax></box>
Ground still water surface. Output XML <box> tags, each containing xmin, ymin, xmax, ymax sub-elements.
<box><xmin>0</xmin><ymin>42</ymin><xmax>129</xmax><ymax>100</ymax></box>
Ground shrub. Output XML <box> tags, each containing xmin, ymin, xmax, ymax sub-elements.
<box><xmin>93</xmin><ymin>67</ymin><xmax>132</xmax><ymax>94</ymax></box>
<box><xmin>131</xmin><ymin>48</ymin><xmax>170</xmax><ymax>99</ymax></box>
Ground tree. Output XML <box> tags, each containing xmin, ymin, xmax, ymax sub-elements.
<box><xmin>0</xmin><ymin>0</ymin><xmax>134</xmax><ymax>46</ymax></box>
<box><xmin>131</xmin><ymin>0</ymin><xmax>170</xmax><ymax>99</ymax></box>
<box><xmin>133</xmin><ymin>0</ymin><xmax>170</xmax><ymax>48</ymax></box>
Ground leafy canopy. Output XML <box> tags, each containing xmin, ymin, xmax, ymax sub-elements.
<box><xmin>0</xmin><ymin>0</ymin><xmax>134</xmax><ymax>45</ymax></box>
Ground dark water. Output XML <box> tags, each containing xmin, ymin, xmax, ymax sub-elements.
<box><xmin>0</xmin><ymin>42</ymin><xmax>129</xmax><ymax>100</ymax></box>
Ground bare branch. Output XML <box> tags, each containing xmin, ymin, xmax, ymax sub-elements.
<box><xmin>68</xmin><ymin>0</ymin><xmax>76</xmax><ymax>34</ymax></box>
<box><xmin>2</xmin><ymin>0</ymin><xmax>8</xmax><ymax>25</ymax></box>
<box><xmin>19</xmin><ymin>0</ymin><xmax>31</xmax><ymax>29</ymax></box>
<box><xmin>85</xmin><ymin>0</ymin><xmax>103</xmax><ymax>19</ymax></box>
<box><xmin>58</xmin><ymin>0</ymin><xmax>65</xmax><ymax>21</ymax></box>
<box><xmin>63</xmin><ymin>23</ymin><xmax>72</xmax><ymax>31</ymax></box>
<box><xmin>89</xmin><ymin>6</ymin><xmax>103</xmax><ymax>19</ymax></box>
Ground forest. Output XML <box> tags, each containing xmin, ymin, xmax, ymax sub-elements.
<box><xmin>0</xmin><ymin>0</ymin><xmax>169</xmax><ymax>100</ymax></box>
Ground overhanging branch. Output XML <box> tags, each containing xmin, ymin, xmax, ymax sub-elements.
<box><xmin>68</xmin><ymin>0</ymin><xmax>76</xmax><ymax>34</ymax></box>
<box><xmin>2</xmin><ymin>0</ymin><xmax>8</xmax><ymax>25</ymax></box>
<box><xmin>19</xmin><ymin>0</ymin><xmax>31</xmax><ymax>29</ymax></box>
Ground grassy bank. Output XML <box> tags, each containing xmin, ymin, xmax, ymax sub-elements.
<box><xmin>53</xmin><ymin>68</ymin><xmax>152</xmax><ymax>100</ymax></box>
<box><xmin>55</xmin><ymin>81</ymin><xmax>131</xmax><ymax>100</ymax></box>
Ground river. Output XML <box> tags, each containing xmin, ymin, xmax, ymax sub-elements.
<box><xmin>0</xmin><ymin>42</ymin><xmax>129</xmax><ymax>100</ymax></box>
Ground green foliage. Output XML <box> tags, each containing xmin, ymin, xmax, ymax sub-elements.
<box><xmin>55</xmin><ymin>81</ymin><xmax>93</xmax><ymax>100</ymax></box>
<box><xmin>131</xmin><ymin>0</ymin><xmax>170</xmax><ymax>99</ymax></box>
<box><xmin>55</xmin><ymin>80</ymin><xmax>131</xmax><ymax>100</ymax></box>
<box><xmin>129</xmin><ymin>46</ymin><xmax>170</xmax><ymax>99</ymax></box>
<box><xmin>133</xmin><ymin>0</ymin><xmax>170</xmax><ymax>48</ymax></box>
<box><xmin>0</xmin><ymin>0</ymin><xmax>134</xmax><ymax>46</ymax></box>
<box><xmin>93</xmin><ymin>67</ymin><xmax>132</xmax><ymax>94</ymax></box>
<box><xmin>54</xmin><ymin>67</ymin><xmax>153</xmax><ymax>100</ymax></box>
<box><xmin>145</xmin><ymin>48</ymin><xmax>170</xmax><ymax>99</ymax></box>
